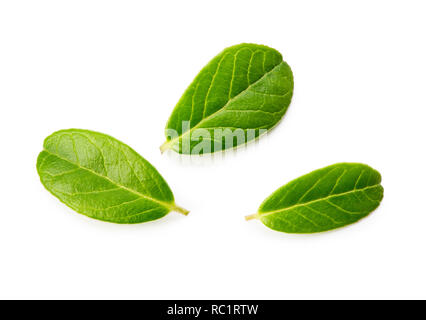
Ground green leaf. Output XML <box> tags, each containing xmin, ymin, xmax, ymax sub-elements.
<box><xmin>37</xmin><ymin>129</ymin><xmax>188</xmax><ymax>224</ymax></box>
<box><xmin>161</xmin><ymin>43</ymin><xmax>294</xmax><ymax>154</ymax></box>
<box><xmin>246</xmin><ymin>163</ymin><xmax>384</xmax><ymax>233</ymax></box>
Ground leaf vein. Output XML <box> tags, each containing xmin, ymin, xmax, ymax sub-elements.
<box><xmin>202</xmin><ymin>53</ymin><xmax>229</xmax><ymax>118</ymax></box>
<box><xmin>328</xmin><ymin>169</ymin><xmax>348</xmax><ymax>195</ymax></box>
<box><xmin>166</xmin><ymin>60</ymin><xmax>285</xmax><ymax>147</ymax></box>
<box><xmin>325</xmin><ymin>199</ymin><xmax>365</xmax><ymax>215</ymax></box>
<box><xmin>258</xmin><ymin>184</ymin><xmax>381</xmax><ymax>218</ymax></box>
<box><xmin>305</xmin><ymin>205</ymin><xmax>341</xmax><ymax>224</ymax></box>
<box><xmin>41</xmin><ymin>149</ymin><xmax>175</xmax><ymax>212</ymax></box>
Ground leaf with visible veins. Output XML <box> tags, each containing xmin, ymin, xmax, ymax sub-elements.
<box><xmin>161</xmin><ymin>43</ymin><xmax>294</xmax><ymax>154</ymax></box>
<box><xmin>246</xmin><ymin>163</ymin><xmax>384</xmax><ymax>233</ymax></box>
<box><xmin>37</xmin><ymin>129</ymin><xmax>188</xmax><ymax>223</ymax></box>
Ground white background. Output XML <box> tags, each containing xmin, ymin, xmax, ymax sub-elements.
<box><xmin>1</xmin><ymin>0</ymin><xmax>425</xmax><ymax>300</ymax></box>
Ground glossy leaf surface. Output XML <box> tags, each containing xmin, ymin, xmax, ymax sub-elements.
<box><xmin>37</xmin><ymin>129</ymin><xmax>188</xmax><ymax>223</ymax></box>
<box><xmin>246</xmin><ymin>163</ymin><xmax>384</xmax><ymax>233</ymax></box>
<box><xmin>161</xmin><ymin>43</ymin><xmax>294</xmax><ymax>154</ymax></box>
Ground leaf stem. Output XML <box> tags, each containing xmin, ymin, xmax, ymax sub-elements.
<box><xmin>245</xmin><ymin>213</ymin><xmax>259</xmax><ymax>221</ymax></box>
<box><xmin>160</xmin><ymin>141</ymin><xmax>172</xmax><ymax>154</ymax></box>
<box><xmin>171</xmin><ymin>204</ymin><xmax>190</xmax><ymax>216</ymax></box>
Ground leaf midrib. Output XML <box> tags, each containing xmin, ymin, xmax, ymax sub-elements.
<box><xmin>258</xmin><ymin>184</ymin><xmax>381</xmax><ymax>219</ymax></box>
<box><xmin>164</xmin><ymin>60</ymin><xmax>286</xmax><ymax>149</ymax></box>
<box><xmin>42</xmin><ymin>149</ymin><xmax>176</xmax><ymax>212</ymax></box>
